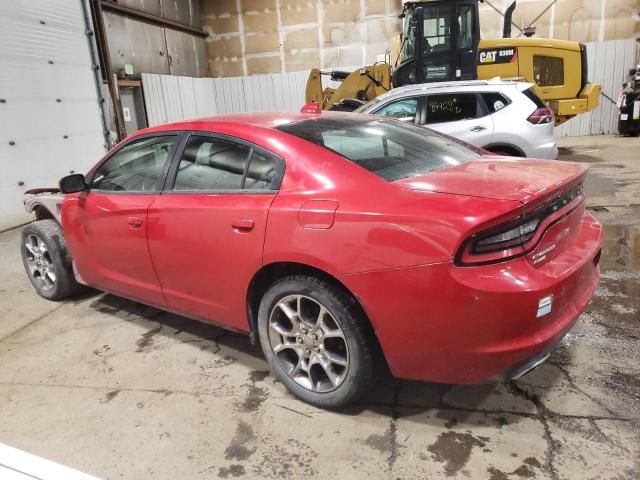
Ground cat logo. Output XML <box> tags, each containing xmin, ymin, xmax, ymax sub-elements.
<box><xmin>478</xmin><ymin>48</ymin><xmax>517</xmax><ymax>65</ymax></box>
<box><xmin>479</xmin><ymin>50</ymin><xmax>497</xmax><ymax>63</ymax></box>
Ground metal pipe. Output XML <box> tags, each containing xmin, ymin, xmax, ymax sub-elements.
<box><xmin>503</xmin><ymin>0</ymin><xmax>517</xmax><ymax>38</ymax></box>
<box><xmin>414</xmin><ymin>6</ymin><xmax>425</xmax><ymax>83</ymax></box>
<box><xmin>99</xmin><ymin>1</ymin><xmax>208</xmax><ymax>38</ymax></box>
<box><xmin>91</xmin><ymin>0</ymin><xmax>127</xmax><ymax>141</ymax></box>
<box><xmin>81</xmin><ymin>0</ymin><xmax>113</xmax><ymax>149</ymax></box>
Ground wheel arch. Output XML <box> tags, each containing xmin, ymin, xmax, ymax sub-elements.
<box><xmin>32</xmin><ymin>204</ymin><xmax>57</xmax><ymax>222</ymax></box>
<box><xmin>482</xmin><ymin>143</ymin><xmax>526</xmax><ymax>157</ymax></box>
<box><xmin>246</xmin><ymin>261</ymin><xmax>384</xmax><ymax>359</ymax></box>
<box><xmin>25</xmin><ymin>195</ymin><xmax>64</xmax><ymax>225</ymax></box>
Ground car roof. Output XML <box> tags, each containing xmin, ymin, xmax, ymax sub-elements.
<box><xmin>140</xmin><ymin>111</ymin><xmax>352</xmax><ymax>134</ymax></box>
<box><xmin>372</xmin><ymin>79</ymin><xmax>533</xmax><ymax>103</ymax></box>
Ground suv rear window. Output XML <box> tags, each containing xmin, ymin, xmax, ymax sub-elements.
<box><xmin>276</xmin><ymin>115</ymin><xmax>480</xmax><ymax>181</ymax></box>
<box><xmin>481</xmin><ymin>92</ymin><xmax>511</xmax><ymax>113</ymax></box>
<box><xmin>522</xmin><ymin>87</ymin><xmax>546</xmax><ymax>109</ymax></box>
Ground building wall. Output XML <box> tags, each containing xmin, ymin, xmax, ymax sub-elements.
<box><xmin>102</xmin><ymin>0</ymin><xmax>208</xmax><ymax>78</ymax></box>
<box><xmin>203</xmin><ymin>0</ymin><xmax>403</xmax><ymax>77</ymax></box>
<box><xmin>479</xmin><ymin>0</ymin><xmax>640</xmax><ymax>43</ymax></box>
<box><xmin>203</xmin><ymin>0</ymin><xmax>640</xmax><ymax>77</ymax></box>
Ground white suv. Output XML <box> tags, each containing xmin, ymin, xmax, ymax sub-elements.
<box><xmin>356</xmin><ymin>79</ymin><xmax>558</xmax><ymax>159</ymax></box>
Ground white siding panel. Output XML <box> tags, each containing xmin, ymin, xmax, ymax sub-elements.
<box><xmin>160</xmin><ymin>75</ymin><xmax>184</xmax><ymax>122</ymax></box>
<box><xmin>141</xmin><ymin>73</ymin><xmax>167</xmax><ymax>126</ymax></box>
<box><xmin>177</xmin><ymin>76</ymin><xmax>197</xmax><ymax>120</ymax></box>
<box><xmin>193</xmin><ymin>77</ymin><xmax>217</xmax><ymax>117</ymax></box>
<box><xmin>142</xmin><ymin>69</ymin><xmax>312</xmax><ymax>124</ymax></box>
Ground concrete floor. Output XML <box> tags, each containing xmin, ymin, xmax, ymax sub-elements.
<box><xmin>0</xmin><ymin>135</ymin><xmax>639</xmax><ymax>480</ymax></box>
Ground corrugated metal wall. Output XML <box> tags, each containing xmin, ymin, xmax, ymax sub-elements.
<box><xmin>556</xmin><ymin>38</ymin><xmax>638</xmax><ymax>136</ymax></box>
<box><xmin>144</xmin><ymin>38</ymin><xmax>638</xmax><ymax>136</ymax></box>
<box><xmin>0</xmin><ymin>0</ymin><xmax>106</xmax><ymax>230</ymax></box>
<box><xmin>142</xmin><ymin>70</ymin><xmax>310</xmax><ymax>124</ymax></box>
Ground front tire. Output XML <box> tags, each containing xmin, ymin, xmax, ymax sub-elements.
<box><xmin>257</xmin><ymin>275</ymin><xmax>375</xmax><ymax>408</ymax></box>
<box><xmin>21</xmin><ymin>220</ymin><xmax>80</xmax><ymax>301</ymax></box>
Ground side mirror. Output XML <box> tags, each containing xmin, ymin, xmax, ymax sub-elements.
<box><xmin>59</xmin><ymin>173</ymin><xmax>87</xmax><ymax>194</ymax></box>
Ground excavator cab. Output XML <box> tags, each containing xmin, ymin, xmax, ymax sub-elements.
<box><xmin>393</xmin><ymin>1</ymin><xmax>481</xmax><ymax>86</ymax></box>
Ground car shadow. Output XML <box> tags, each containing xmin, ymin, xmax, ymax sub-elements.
<box><xmin>85</xmin><ymin>292</ymin><xmax>563</xmax><ymax>426</ymax></box>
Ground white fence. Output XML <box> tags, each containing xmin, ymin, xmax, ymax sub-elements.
<box><xmin>142</xmin><ymin>70</ymin><xmax>310</xmax><ymax>125</ymax></box>
<box><xmin>556</xmin><ymin>38</ymin><xmax>637</xmax><ymax>137</ymax></box>
<box><xmin>143</xmin><ymin>38</ymin><xmax>638</xmax><ymax>136</ymax></box>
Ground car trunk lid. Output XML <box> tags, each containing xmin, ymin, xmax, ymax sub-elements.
<box><xmin>398</xmin><ymin>157</ymin><xmax>591</xmax><ymax>267</ymax></box>
<box><xmin>394</xmin><ymin>157</ymin><xmax>588</xmax><ymax>204</ymax></box>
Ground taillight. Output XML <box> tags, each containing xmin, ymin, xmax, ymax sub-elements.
<box><xmin>527</xmin><ymin>107</ymin><xmax>554</xmax><ymax>124</ymax></box>
<box><xmin>473</xmin><ymin>218</ymin><xmax>539</xmax><ymax>254</ymax></box>
<box><xmin>455</xmin><ymin>216</ymin><xmax>541</xmax><ymax>266</ymax></box>
<box><xmin>455</xmin><ymin>184</ymin><xmax>584</xmax><ymax>267</ymax></box>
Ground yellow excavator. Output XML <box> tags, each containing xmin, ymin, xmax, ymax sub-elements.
<box><xmin>305</xmin><ymin>0</ymin><xmax>600</xmax><ymax>125</ymax></box>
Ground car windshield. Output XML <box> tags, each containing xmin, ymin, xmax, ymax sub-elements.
<box><xmin>276</xmin><ymin>115</ymin><xmax>480</xmax><ymax>181</ymax></box>
<box><xmin>354</xmin><ymin>98</ymin><xmax>381</xmax><ymax>113</ymax></box>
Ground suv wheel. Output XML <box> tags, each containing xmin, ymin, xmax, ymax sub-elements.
<box><xmin>21</xmin><ymin>220</ymin><xmax>80</xmax><ymax>301</ymax></box>
<box><xmin>257</xmin><ymin>275</ymin><xmax>375</xmax><ymax>408</ymax></box>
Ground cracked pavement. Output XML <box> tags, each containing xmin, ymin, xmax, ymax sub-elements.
<box><xmin>0</xmin><ymin>135</ymin><xmax>638</xmax><ymax>479</ymax></box>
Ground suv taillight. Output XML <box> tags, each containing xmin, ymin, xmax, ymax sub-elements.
<box><xmin>527</xmin><ymin>107</ymin><xmax>555</xmax><ymax>125</ymax></box>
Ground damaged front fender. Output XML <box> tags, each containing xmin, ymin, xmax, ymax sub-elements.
<box><xmin>24</xmin><ymin>188</ymin><xmax>64</xmax><ymax>224</ymax></box>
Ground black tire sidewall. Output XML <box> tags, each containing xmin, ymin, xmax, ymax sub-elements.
<box><xmin>257</xmin><ymin>277</ymin><xmax>372</xmax><ymax>409</ymax></box>
<box><xmin>21</xmin><ymin>220</ymin><xmax>75</xmax><ymax>301</ymax></box>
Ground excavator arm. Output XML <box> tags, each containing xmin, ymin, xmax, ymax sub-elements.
<box><xmin>305</xmin><ymin>65</ymin><xmax>392</xmax><ymax>111</ymax></box>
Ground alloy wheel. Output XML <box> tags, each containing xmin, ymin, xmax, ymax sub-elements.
<box><xmin>268</xmin><ymin>295</ymin><xmax>349</xmax><ymax>392</ymax></box>
<box><xmin>24</xmin><ymin>234</ymin><xmax>56</xmax><ymax>292</ymax></box>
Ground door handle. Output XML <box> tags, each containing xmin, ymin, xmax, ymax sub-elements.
<box><xmin>127</xmin><ymin>216</ymin><xmax>143</xmax><ymax>228</ymax></box>
<box><xmin>232</xmin><ymin>218</ymin><xmax>254</xmax><ymax>231</ymax></box>
<box><xmin>469</xmin><ymin>125</ymin><xmax>487</xmax><ymax>132</ymax></box>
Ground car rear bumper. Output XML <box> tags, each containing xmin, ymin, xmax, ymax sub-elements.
<box><xmin>338</xmin><ymin>213</ymin><xmax>601</xmax><ymax>384</ymax></box>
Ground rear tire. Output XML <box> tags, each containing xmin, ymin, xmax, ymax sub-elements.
<box><xmin>487</xmin><ymin>148</ymin><xmax>522</xmax><ymax>157</ymax></box>
<box><xmin>21</xmin><ymin>220</ymin><xmax>81</xmax><ymax>301</ymax></box>
<box><xmin>257</xmin><ymin>275</ymin><xmax>375</xmax><ymax>408</ymax></box>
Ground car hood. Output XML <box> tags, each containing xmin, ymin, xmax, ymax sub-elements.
<box><xmin>394</xmin><ymin>157</ymin><xmax>589</xmax><ymax>203</ymax></box>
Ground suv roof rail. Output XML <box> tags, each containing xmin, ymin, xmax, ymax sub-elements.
<box><xmin>390</xmin><ymin>80</ymin><xmax>489</xmax><ymax>93</ymax></box>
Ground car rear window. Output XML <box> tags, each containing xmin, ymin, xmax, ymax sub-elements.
<box><xmin>276</xmin><ymin>115</ymin><xmax>480</xmax><ymax>182</ymax></box>
<box><xmin>481</xmin><ymin>92</ymin><xmax>511</xmax><ymax>113</ymax></box>
<box><xmin>522</xmin><ymin>87</ymin><xmax>546</xmax><ymax>109</ymax></box>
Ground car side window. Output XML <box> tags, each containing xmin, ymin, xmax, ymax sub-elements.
<box><xmin>174</xmin><ymin>136</ymin><xmax>251</xmax><ymax>191</ymax></box>
<box><xmin>91</xmin><ymin>135</ymin><xmax>177</xmax><ymax>192</ymax></box>
<box><xmin>172</xmin><ymin>136</ymin><xmax>280</xmax><ymax>191</ymax></box>
<box><xmin>424</xmin><ymin>93</ymin><xmax>481</xmax><ymax>124</ymax></box>
<box><xmin>481</xmin><ymin>92</ymin><xmax>511</xmax><ymax>113</ymax></box>
<box><xmin>373</xmin><ymin>98</ymin><xmax>418</xmax><ymax>121</ymax></box>
<box><xmin>244</xmin><ymin>149</ymin><xmax>279</xmax><ymax>190</ymax></box>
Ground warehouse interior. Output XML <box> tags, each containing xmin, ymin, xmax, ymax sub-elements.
<box><xmin>0</xmin><ymin>0</ymin><xmax>639</xmax><ymax>478</ymax></box>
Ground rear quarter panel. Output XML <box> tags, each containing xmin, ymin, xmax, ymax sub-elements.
<box><xmin>262</xmin><ymin>147</ymin><xmax>524</xmax><ymax>276</ymax></box>
<box><xmin>487</xmin><ymin>89</ymin><xmax>555</xmax><ymax>157</ymax></box>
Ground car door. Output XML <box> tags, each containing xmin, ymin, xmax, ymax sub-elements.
<box><xmin>147</xmin><ymin>132</ymin><xmax>284</xmax><ymax>331</ymax></box>
<box><xmin>62</xmin><ymin>133</ymin><xmax>180</xmax><ymax>306</ymax></box>
<box><xmin>420</xmin><ymin>91</ymin><xmax>494</xmax><ymax>148</ymax></box>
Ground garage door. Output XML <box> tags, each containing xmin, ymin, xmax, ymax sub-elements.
<box><xmin>0</xmin><ymin>0</ymin><xmax>107</xmax><ymax>230</ymax></box>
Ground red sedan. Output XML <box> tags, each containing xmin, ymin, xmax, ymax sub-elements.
<box><xmin>22</xmin><ymin>112</ymin><xmax>602</xmax><ymax>408</ymax></box>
